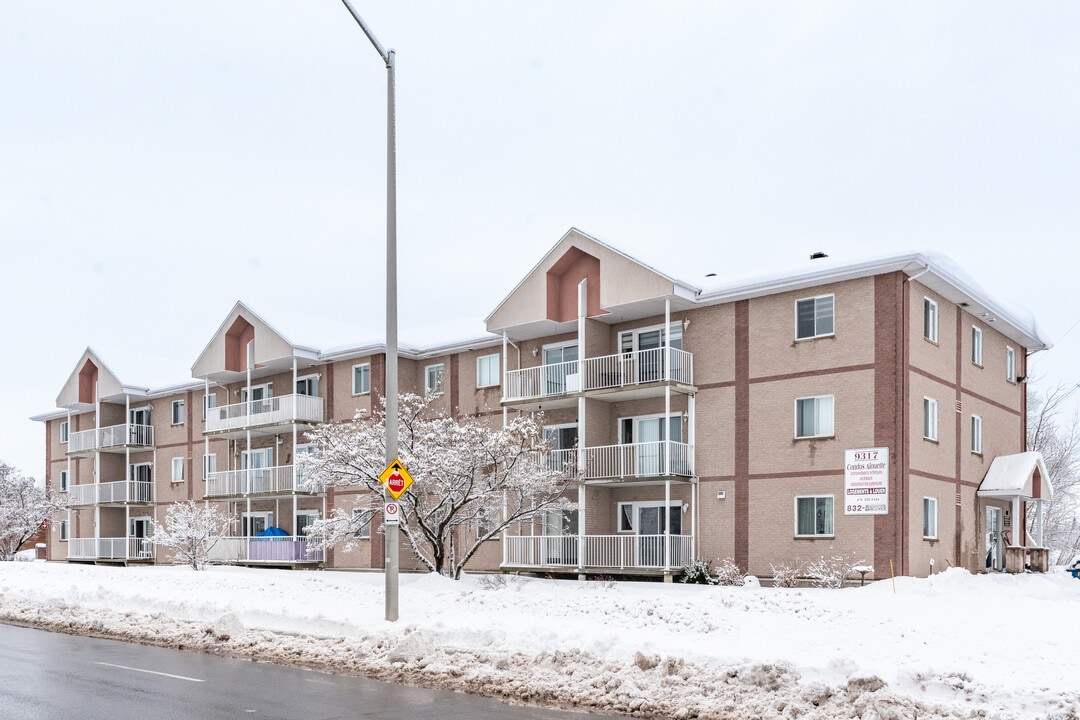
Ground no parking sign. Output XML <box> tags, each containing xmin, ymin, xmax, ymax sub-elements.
<box><xmin>384</xmin><ymin>501</ymin><xmax>400</xmax><ymax>525</ymax></box>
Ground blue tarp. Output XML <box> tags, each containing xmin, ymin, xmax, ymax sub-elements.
<box><xmin>256</xmin><ymin>526</ymin><xmax>288</xmax><ymax>538</ymax></box>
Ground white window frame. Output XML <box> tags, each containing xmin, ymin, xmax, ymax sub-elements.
<box><xmin>59</xmin><ymin>421</ymin><xmax>69</xmax><ymax>444</ymax></box>
<box><xmin>59</xmin><ymin>520</ymin><xmax>69</xmax><ymax>542</ymax></box>
<box><xmin>476</xmin><ymin>504</ymin><xmax>499</xmax><ymax>538</ymax></box>
<box><xmin>203</xmin><ymin>392</ymin><xmax>217</xmax><ymax>420</ymax></box>
<box><xmin>296</xmin><ymin>374</ymin><xmax>319</xmax><ymax>397</ymax></box>
<box><xmin>352</xmin><ymin>363</ymin><xmax>371</xmax><ymax>395</ymax></box>
<box><xmin>971</xmin><ymin>326</ymin><xmax>983</xmax><ymax>366</ymax></box>
<box><xmin>924</xmin><ymin>297</ymin><xmax>938</xmax><ymax>342</ymax></box>
<box><xmin>171</xmin><ymin>457</ymin><xmax>185</xmax><ymax>483</ymax></box>
<box><xmin>130</xmin><ymin>405</ymin><xmax>151</xmax><ymax>426</ymax></box>
<box><xmin>618</xmin><ymin>322</ymin><xmax>684</xmax><ymax>353</ymax></box>
<box><xmin>295</xmin><ymin>509</ymin><xmax>320</xmax><ymax>537</ymax></box>
<box><xmin>425</xmin><ymin>363</ymin><xmax>445</xmax><ymax>395</ymax></box>
<box><xmin>1006</xmin><ymin>347</ymin><xmax>1016</xmax><ymax>382</ymax></box>
<box><xmin>971</xmin><ymin>414</ymin><xmax>983</xmax><ymax>454</ymax></box>
<box><xmin>240</xmin><ymin>383</ymin><xmax>272</xmax><ymax>403</ymax></box>
<box><xmin>130</xmin><ymin>462</ymin><xmax>152</xmax><ymax>484</ymax></box>
<box><xmin>59</xmin><ymin>470</ymin><xmax>69</xmax><ymax>492</ymax></box>
<box><xmin>795</xmin><ymin>294</ymin><xmax>835</xmax><ymax>340</ymax></box>
<box><xmin>923</xmin><ymin>397</ymin><xmax>938</xmax><ymax>441</ymax></box>
<box><xmin>794</xmin><ymin>395</ymin><xmax>835</xmax><ymax>439</ymax></box>
<box><xmin>476</xmin><ymin>354</ymin><xmax>500</xmax><ymax>388</ymax></box>
<box><xmin>923</xmin><ymin>497</ymin><xmax>938</xmax><ymax>540</ymax></box>
<box><xmin>202</xmin><ymin>453</ymin><xmax>217</xmax><ymax>480</ymax></box>
<box><xmin>795</xmin><ymin>495</ymin><xmax>834</xmax><ymax>537</ymax></box>
<box><xmin>242</xmin><ymin>511</ymin><xmax>274</xmax><ymax>537</ymax></box>
<box><xmin>171</xmin><ymin>399</ymin><xmax>185</xmax><ymax>425</ymax></box>
<box><xmin>615</xmin><ymin>501</ymin><xmax>682</xmax><ymax>534</ymax></box>
<box><xmin>353</xmin><ymin>508</ymin><xmax>372</xmax><ymax>539</ymax></box>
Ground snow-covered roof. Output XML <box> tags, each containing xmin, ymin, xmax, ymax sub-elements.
<box><xmin>977</xmin><ymin>451</ymin><xmax>1053</xmax><ymax>500</ymax></box>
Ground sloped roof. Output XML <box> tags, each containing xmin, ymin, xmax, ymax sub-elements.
<box><xmin>977</xmin><ymin>451</ymin><xmax>1053</xmax><ymax>500</ymax></box>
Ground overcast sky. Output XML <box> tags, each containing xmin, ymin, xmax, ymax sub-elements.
<box><xmin>2</xmin><ymin>2</ymin><xmax>1079</xmax><ymax>480</ymax></box>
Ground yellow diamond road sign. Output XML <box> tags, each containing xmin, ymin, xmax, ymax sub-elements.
<box><xmin>379</xmin><ymin>458</ymin><xmax>414</xmax><ymax>500</ymax></box>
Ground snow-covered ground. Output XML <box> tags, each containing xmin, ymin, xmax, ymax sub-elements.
<box><xmin>1</xmin><ymin>563</ymin><xmax>1077</xmax><ymax>719</ymax></box>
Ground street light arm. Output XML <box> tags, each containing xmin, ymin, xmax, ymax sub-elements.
<box><xmin>340</xmin><ymin>0</ymin><xmax>392</xmax><ymax>66</ymax></box>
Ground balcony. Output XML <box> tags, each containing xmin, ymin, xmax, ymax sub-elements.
<box><xmin>204</xmin><ymin>465</ymin><xmax>318</xmax><ymax>498</ymax></box>
<box><xmin>67</xmin><ymin>537</ymin><xmax>155</xmax><ymax>562</ymax></box>
<box><xmin>204</xmin><ymin>394</ymin><xmax>324</xmax><ymax>437</ymax></box>
<box><xmin>502</xmin><ymin>534</ymin><xmax>692</xmax><ymax>572</ymax></box>
<box><xmin>67</xmin><ymin>480</ymin><xmax>154</xmax><ymax>507</ymax></box>
<box><xmin>67</xmin><ymin>424</ymin><xmax>154</xmax><ymax>455</ymax></box>
<box><xmin>503</xmin><ymin>347</ymin><xmax>693</xmax><ymax>408</ymax></box>
<box><xmin>206</xmin><ymin>536</ymin><xmax>324</xmax><ymax>565</ymax></box>
<box><xmin>537</xmin><ymin>441</ymin><xmax>693</xmax><ymax>483</ymax></box>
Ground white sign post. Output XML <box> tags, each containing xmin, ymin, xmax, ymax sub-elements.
<box><xmin>844</xmin><ymin>447</ymin><xmax>889</xmax><ymax>515</ymax></box>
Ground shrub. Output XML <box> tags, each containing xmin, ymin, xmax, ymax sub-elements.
<box><xmin>714</xmin><ymin>557</ymin><xmax>746</xmax><ymax>587</ymax></box>
<box><xmin>770</xmin><ymin>560</ymin><xmax>803</xmax><ymax>588</ymax></box>
<box><xmin>681</xmin><ymin>558</ymin><xmax>718</xmax><ymax>585</ymax></box>
<box><xmin>806</xmin><ymin>552</ymin><xmax>865</xmax><ymax>589</ymax></box>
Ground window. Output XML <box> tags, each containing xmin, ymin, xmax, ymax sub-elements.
<box><xmin>924</xmin><ymin>298</ymin><xmax>938</xmax><ymax>342</ymax></box>
<box><xmin>476</xmin><ymin>354</ymin><xmax>500</xmax><ymax>388</ymax></box>
<box><xmin>971</xmin><ymin>415</ymin><xmax>983</xmax><ymax>454</ymax></box>
<box><xmin>923</xmin><ymin>497</ymin><xmax>938</xmax><ymax>539</ymax></box>
<box><xmin>795</xmin><ymin>295</ymin><xmax>835</xmax><ymax>340</ymax></box>
<box><xmin>171</xmin><ymin>457</ymin><xmax>185</xmax><ymax>483</ymax></box>
<box><xmin>1006</xmin><ymin>347</ymin><xmax>1016</xmax><ymax>382</ymax></box>
<box><xmin>425</xmin><ymin>363</ymin><xmax>445</xmax><ymax>395</ymax></box>
<box><xmin>618</xmin><ymin>503</ymin><xmax>634</xmax><ymax>532</ymax></box>
<box><xmin>296</xmin><ymin>375</ymin><xmax>319</xmax><ymax>397</ymax></box>
<box><xmin>59</xmin><ymin>520</ymin><xmax>69</xmax><ymax>542</ymax></box>
<box><xmin>296</xmin><ymin>511</ymin><xmax>319</xmax><ymax>537</ymax></box>
<box><xmin>59</xmin><ymin>470</ymin><xmax>69</xmax><ymax>492</ymax></box>
<box><xmin>203</xmin><ymin>453</ymin><xmax>217</xmax><ymax>480</ymax></box>
<box><xmin>203</xmin><ymin>392</ymin><xmax>217</xmax><ymax>420</ymax></box>
<box><xmin>353</xmin><ymin>508</ymin><xmax>372</xmax><ymax>539</ymax></box>
<box><xmin>971</xmin><ymin>326</ymin><xmax>983</xmax><ymax>366</ymax></box>
<box><xmin>59</xmin><ymin>421</ymin><xmax>69</xmax><ymax>444</ymax></box>
<box><xmin>476</xmin><ymin>505</ymin><xmax>498</xmax><ymax>537</ymax></box>
<box><xmin>352</xmin><ymin>363</ymin><xmax>371</xmax><ymax>395</ymax></box>
<box><xmin>795</xmin><ymin>395</ymin><xmax>834</xmax><ymax>438</ymax></box>
<box><xmin>171</xmin><ymin>399</ymin><xmax>185</xmax><ymax>425</ymax></box>
<box><xmin>923</xmin><ymin>397</ymin><xmax>938</xmax><ymax>441</ymax></box>
<box><xmin>795</xmin><ymin>496</ymin><xmax>834</xmax><ymax>537</ymax></box>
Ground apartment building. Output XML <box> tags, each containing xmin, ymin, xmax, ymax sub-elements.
<box><xmin>35</xmin><ymin>229</ymin><xmax>1053</xmax><ymax>579</ymax></box>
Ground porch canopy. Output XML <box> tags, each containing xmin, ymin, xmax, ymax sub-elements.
<box><xmin>977</xmin><ymin>451</ymin><xmax>1053</xmax><ymax>546</ymax></box>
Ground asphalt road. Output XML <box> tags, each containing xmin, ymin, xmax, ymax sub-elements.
<box><xmin>0</xmin><ymin>623</ymin><xmax>609</xmax><ymax>720</ymax></box>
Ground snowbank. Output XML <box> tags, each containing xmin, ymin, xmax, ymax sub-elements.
<box><xmin>1</xmin><ymin>563</ymin><xmax>1077</xmax><ymax>719</ymax></box>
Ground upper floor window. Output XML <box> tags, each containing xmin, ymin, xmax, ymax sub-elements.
<box><xmin>795</xmin><ymin>395</ymin><xmax>834</xmax><ymax>438</ymax></box>
<box><xmin>59</xmin><ymin>470</ymin><xmax>69</xmax><ymax>492</ymax></box>
<box><xmin>296</xmin><ymin>375</ymin><xmax>319</xmax><ymax>397</ymax></box>
<box><xmin>59</xmin><ymin>421</ymin><xmax>69</xmax><ymax>444</ymax></box>
<box><xmin>971</xmin><ymin>415</ymin><xmax>983</xmax><ymax>454</ymax></box>
<box><xmin>1006</xmin><ymin>347</ymin><xmax>1016</xmax><ymax>382</ymax></box>
<box><xmin>795</xmin><ymin>496</ymin><xmax>834</xmax><ymax>537</ymax></box>
<box><xmin>971</xmin><ymin>326</ymin><xmax>983</xmax><ymax>366</ymax></box>
<box><xmin>476</xmin><ymin>354</ymin><xmax>500</xmax><ymax>388</ymax></box>
<box><xmin>203</xmin><ymin>392</ymin><xmax>217</xmax><ymax>420</ymax></box>
<box><xmin>171</xmin><ymin>399</ymin><xmax>185</xmax><ymax>425</ymax></box>
<box><xmin>923</xmin><ymin>298</ymin><xmax>938</xmax><ymax>342</ymax></box>
<box><xmin>203</xmin><ymin>453</ymin><xmax>217</xmax><ymax>480</ymax></box>
<box><xmin>795</xmin><ymin>295</ymin><xmax>834</xmax><ymax>340</ymax></box>
<box><xmin>923</xmin><ymin>497</ymin><xmax>938</xmax><ymax>539</ymax></box>
<box><xmin>425</xmin><ymin>363</ymin><xmax>445</xmax><ymax>395</ymax></box>
<box><xmin>352</xmin><ymin>363</ymin><xmax>371</xmax><ymax>395</ymax></box>
<box><xmin>171</xmin><ymin>457</ymin><xmax>185</xmax><ymax>483</ymax></box>
<box><xmin>923</xmin><ymin>397</ymin><xmax>938</xmax><ymax>441</ymax></box>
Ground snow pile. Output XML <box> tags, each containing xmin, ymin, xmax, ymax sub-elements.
<box><xmin>1</xmin><ymin>564</ymin><xmax>1078</xmax><ymax>719</ymax></box>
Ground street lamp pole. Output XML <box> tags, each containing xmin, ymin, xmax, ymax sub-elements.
<box><xmin>339</xmin><ymin>0</ymin><xmax>398</xmax><ymax>622</ymax></box>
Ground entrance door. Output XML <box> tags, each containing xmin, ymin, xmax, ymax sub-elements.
<box><xmin>242</xmin><ymin>447</ymin><xmax>275</xmax><ymax>493</ymax></box>
<box><xmin>985</xmin><ymin>507</ymin><xmax>1003</xmax><ymax>571</ymax></box>
<box><xmin>635</xmin><ymin>505</ymin><xmax>682</xmax><ymax>567</ymax></box>
<box><xmin>542</xmin><ymin>509</ymin><xmax>578</xmax><ymax>566</ymax></box>
<box><xmin>129</xmin><ymin>517</ymin><xmax>152</xmax><ymax>558</ymax></box>
<box><xmin>543</xmin><ymin>426</ymin><xmax>578</xmax><ymax>472</ymax></box>
<box><xmin>242</xmin><ymin>512</ymin><xmax>273</xmax><ymax>537</ymax></box>
<box><xmin>622</xmin><ymin>416</ymin><xmax>682</xmax><ymax>477</ymax></box>
<box><xmin>542</xmin><ymin>344</ymin><xmax>578</xmax><ymax>396</ymax></box>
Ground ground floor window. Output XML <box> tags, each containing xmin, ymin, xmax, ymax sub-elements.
<box><xmin>795</xmin><ymin>496</ymin><xmax>834</xmax><ymax>537</ymax></box>
<box><xmin>923</xmin><ymin>497</ymin><xmax>938</xmax><ymax>539</ymax></box>
<box><xmin>353</xmin><ymin>508</ymin><xmax>372</xmax><ymax>538</ymax></box>
<box><xmin>616</xmin><ymin>501</ymin><xmax>681</xmax><ymax>535</ymax></box>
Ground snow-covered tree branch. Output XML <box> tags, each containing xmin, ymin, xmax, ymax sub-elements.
<box><xmin>1026</xmin><ymin>383</ymin><xmax>1080</xmax><ymax>565</ymax></box>
<box><xmin>151</xmin><ymin>500</ymin><xmax>234</xmax><ymax>570</ymax></box>
<box><xmin>301</xmin><ymin>392</ymin><xmax>577</xmax><ymax>579</ymax></box>
<box><xmin>0</xmin><ymin>462</ymin><xmax>66</xmax><ymax>561</ymax></box>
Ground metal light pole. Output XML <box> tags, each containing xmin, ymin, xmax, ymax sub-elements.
<box><xmin>339</xmin><ymin>0</ymin><xmax>398</xmax><ymax>622</ymax></box>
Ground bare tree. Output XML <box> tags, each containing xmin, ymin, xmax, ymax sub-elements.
<box><xmin>150</xmin><ymin>500</ymin><xmax>234</xmax><ymax>570</ymax></box>
<box><xmin>0</xmin><ymin>462</ymin><xmax>66</xmax><ymax>561</ymax></box>
<box><xmin>302</xmin><ymin>392</ymin><xmax>576</xmax><ymax>579</ymax></box>
<box><xmin>1026</xmin><ymin>383</ymin><xmax>1080</xmax><ymax>565</ymax></box>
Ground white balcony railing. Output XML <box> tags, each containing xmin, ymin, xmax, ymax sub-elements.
<box><xmin>66</xmin><ymin>537</ymin><xmax>155</xmax><ymax>561</ymax></box>
<box><xmin>68</xmin><ymin>424</ymin><xmax>155</xmax><ymax>453</ymax></box>
<box><xmin>502</xmin><ymin>534</ymin><xmax>692</xmax><ymax>570</ymax></box>
<box><xmin>503</xmin><ymin>347</ymin><xmax>693</xmax><ymax>403</ymax></box>
<box><xmin>205</xmin><ymin>465</ymin><xmax>316</xmax><ymax>497</ymax></box>
<box><xmin>67</xmin><ymin>481</ymin><xmax>154</xmax><ymax>506</ymax></box>
<box><xmin>204</xmin><ymin>394</ymin><xmax>324</xmax><ymax>434</ymax></box>
<box><xmin>206</xmin><ymin>536</ymin><xmax>324</xmax><ymax>564</ymax></box>
<box><xmin>535</xmin><ymin>441</ymin><xmax>693</xmax><ymax>481</ymax></box>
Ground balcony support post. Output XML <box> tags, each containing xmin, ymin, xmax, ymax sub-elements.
<box><xmin>664</xmin><ymin>479</ymin><xmax>671</xmax><ymax>571</ymax></box>
<box><xmin>204</xmin><ymin>379</ymin><xmax>211</xmax><ymax>505</ymax></box>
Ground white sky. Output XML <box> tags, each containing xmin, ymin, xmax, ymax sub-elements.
<box><xmin>3</xmin><ymin>1</ymin><xmax>1079</xmax><ymax>480</ymax></box>
<box><xmin>2</xmin><ymin>562</ymin><xmax>1078</xmax><ymax>718</ymax></box>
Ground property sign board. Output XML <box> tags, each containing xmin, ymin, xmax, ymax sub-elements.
<box><xmin>844</xmin><ymin>447</ymin><xmax>889</xmax><ymax>515</ymax></box>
